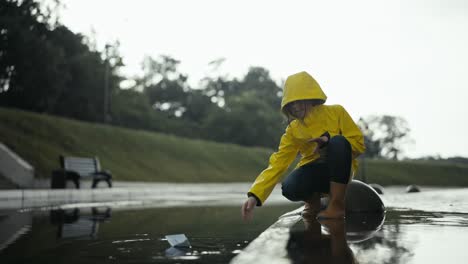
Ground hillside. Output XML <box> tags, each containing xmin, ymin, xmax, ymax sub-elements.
<box><xmin>0</xmin><ymin>107</ymin><xmax>271</xmax><ymax>182</ymax></box>
<box><xmin>1</xmin><ymin>107</ymin><xmax>468</xmax><ymax>186</ymax></box>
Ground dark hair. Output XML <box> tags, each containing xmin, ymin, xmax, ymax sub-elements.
<box><xmin>282</xmin><ymin>99</ymin><xmax>324</xmax><ymax>124</ymax></box>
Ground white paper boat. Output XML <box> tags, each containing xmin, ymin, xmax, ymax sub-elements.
<box><xmin>165</xmin><ymin>234</ymin><xmax>191</xmax><ymax>248</ymax></box>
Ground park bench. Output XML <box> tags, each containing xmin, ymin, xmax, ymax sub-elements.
<box><xmin>50</xmin><ymin>155</ymin><xmax>112</xmax><ymax>189</ymax></box>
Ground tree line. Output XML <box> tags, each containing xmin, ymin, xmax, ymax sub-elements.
<box><xmin>0</xmin><ymin>0</ymin><xmax>410</xmax><ymax>159</ymax></box>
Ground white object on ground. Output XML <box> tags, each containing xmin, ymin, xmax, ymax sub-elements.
<box><xmin>165</xmin><ymin>234</ymin><xmax>191</xmax><ymax>248</ymax></box>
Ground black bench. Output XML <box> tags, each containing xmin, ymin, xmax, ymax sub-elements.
<box><xmin>50</xmin><ymin>156</ymin><xmax>112</xmax><ymax>189</ymax></box>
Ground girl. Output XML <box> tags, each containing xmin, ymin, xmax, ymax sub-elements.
<box><xmin>241</xmin><ymin>71</ymin><xmax>365</xmax><ymax>220</ymax></box>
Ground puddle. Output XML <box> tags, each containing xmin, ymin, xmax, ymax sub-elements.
<box><xmin>0</xmin><ymin>204</ymin><xmax>298</xmax><ymax>263</ymax></box>
<box><xmin>349</xmin><ymin>209</ymin><xmax>468</xmax><ymax>264</ymax></box>
<box><xmin>1</xmin><ymin>187</ymin><xmax>468</xmax><ymax>263</ymax></box>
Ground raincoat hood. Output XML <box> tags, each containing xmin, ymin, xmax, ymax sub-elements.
<box><xmin>281</xmin><ymin>71</ymin><xmax>327</xmax><ymax>111</ymax></box>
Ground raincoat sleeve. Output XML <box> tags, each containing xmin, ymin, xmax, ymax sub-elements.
<box><xmin>248</xmin><ymin>125</ymin><xmax>300</xmax><ymax>206</ymax></box>
<box><xmin>338</xmin><ymin>105</ymin><xmax>366</xmax><ymax>158</ymax></box>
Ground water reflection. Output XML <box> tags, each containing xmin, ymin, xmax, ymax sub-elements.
<box><xmin>344</xmin><ymin>213</ymin><xmax>385</xmax><ymax>243</ymax></box>
<box><xmin>287</xmin><ymin>218</ymin><xmax>355</xmax><ymax>263</ymax></box>
<box><xmin>165</xmin><ymin>245</ymin><xmax>191</xmax><ymax>257</ymax></box>
<box><xmin>350</xmin><ymin>211</ymin><xmax>411</xmax><ymax>264</ymax></box>
<box><xmin>287</xmin><ymin>213</ymin><xmax>385</xmax><ymax>264</ymax></box>
<box><xmin>349</xmin><ymin>210</ymin><xmax>468</xmax><ymax>264</ymax></box>
<box><xmin>0</xmin><ymin>210</ymin><xmax>31</xmax><ymax>251</ymax></box>
<box><xmin>49</xmin><ymin>207</ymin><xmax>111</xmax><ymax>239</ymax></box>
<box><xmin>1</xmin><ymin>204</ymin><xmax>468</xmax><ymax>264</ymax></box>
<box><xmin>0</xmin><ymin>204</ymin><xmax>298</xmax><ymax>263</ymax></box>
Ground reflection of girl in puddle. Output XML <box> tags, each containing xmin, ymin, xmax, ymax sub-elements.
<box><xmin>287</xmin><ymin>218</ymin><xmax>357</xmax><ymax>264</ymax></box>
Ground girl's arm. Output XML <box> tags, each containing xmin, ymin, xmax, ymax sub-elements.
<box><xmin>338</xmin><ymin>105</ymin><xmax>366</xmax><ymax>158</ymax></box>
<box><xmin>248</xmin><ymin>125</ymin><xmax>300</xmax><ymax>206</ymax></box>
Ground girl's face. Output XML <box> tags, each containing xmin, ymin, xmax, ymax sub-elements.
<box><xmin>288</xmin><ymin>101</ymin><xmax>307</xmax><ymax>120</ymax></box>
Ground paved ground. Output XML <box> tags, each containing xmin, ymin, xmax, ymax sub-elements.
<box><xmin>0</xmin><ymin>182</ymin><xmax>289</xmax><ymax>210</ymax></box>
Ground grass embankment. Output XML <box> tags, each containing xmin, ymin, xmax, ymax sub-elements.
<box><xmin>357</xmin><ymin>159</ymin><xmax>468</xmax><ymax>186</ymax></box>
<box><xmin>1</xmin><ymin>107</ymin><xmax>468</xmax><ymax>186</ymax></box>
<box><xmin>0</xmin><ymin>107</ymin><xmax>270</xmax><ymax>182</ymax></box>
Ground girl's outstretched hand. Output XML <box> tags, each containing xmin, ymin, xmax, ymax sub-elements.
<box><xmin>241</xmin><ymin>196</ymin><xmax>257</xmax><ymax>221</ymax></box>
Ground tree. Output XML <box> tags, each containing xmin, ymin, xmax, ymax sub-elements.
<box><xmin>202</xmin><ymin>93</ymin><xmax>283</xmax><ymax>147</ymax></box>
<box><xmin>201</xmin><ymin>66</ymin><xmax>282</xmax><ymax>111</ymax></box>
<box><xmin>0</xmin><ymin>1</ymin><xmax>297</xmax><ymax>149</ymax></box>
<box><xmin>0</xmin><ymin>0</ymin><xmax>123</xmax><ymax>122</ymax></box>
<box><xmin>0</xmin><ymin>0</ymin><xmax>67</xmax><ymax>112</ymax></box>
<box><xmin>134</xmin><ymin>55</ymin><xmax>220</xmax><ymax>124</ymax></box>
<box><xmin>201</xmin><ymin>67</ymin><xmax>285</xmax><ymax>148</ymax></box>
<box><xmin>358</xmin><ymin>115</ymin><xmax>412</xmax><ymax>160</ymax></box>
<box><xmin>136</xmin><ymin>56</ymin><xmax>189</xmax><ymax>118</ymax></box>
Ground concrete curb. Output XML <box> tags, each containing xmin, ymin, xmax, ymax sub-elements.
<box><xmin>230</xmin><ymin>207</ymin><xmax>304</xmax><ymax>264</ymax></box>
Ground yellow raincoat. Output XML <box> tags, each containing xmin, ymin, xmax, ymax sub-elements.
<box><xmin>248</xmin><ymin>71</ymin><xmax>365</xmax><ymax>205</ymax></box>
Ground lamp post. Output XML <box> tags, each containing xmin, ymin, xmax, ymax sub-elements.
<box><xmin>104</xmin><ymin>44</ymin><xmax>111</xmax><ymax>123</ymax></box>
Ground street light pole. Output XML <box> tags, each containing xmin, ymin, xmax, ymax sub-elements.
<box><xmin>104</xmin><ymin>44</ymin><xmax>111</xmax><ymax>123</ymax></box>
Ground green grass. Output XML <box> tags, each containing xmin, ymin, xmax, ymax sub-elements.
<box><xmin>355</xmin><ymin>159</ymin><xmax>468</xmax><ymax>186</ymax></box>
<box><xmin>1</xmin><ymin>107</ymin><xmax>468</xmax><ymax>186</ymax></box>
<box><xmin>0</xmin><ymin>107</ymin><xmax>271</xmax><ymax>182</ymax></box>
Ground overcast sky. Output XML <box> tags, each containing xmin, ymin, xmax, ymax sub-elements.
<box><xmin>59</xmin><ymin>0</ymin><xmax>468</xmax><ymax>158</ymax></box>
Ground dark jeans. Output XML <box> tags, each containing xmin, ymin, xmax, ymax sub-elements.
<box><xmin>281</xmin><ymin>135</ymin><xmax>352</xmax><ymax>202</ymax></box>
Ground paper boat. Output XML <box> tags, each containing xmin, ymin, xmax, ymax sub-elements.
<box><xmin>165</xmin><ymin>234</ymin><xmax>191</xmax><ymax>248</ymax></box>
